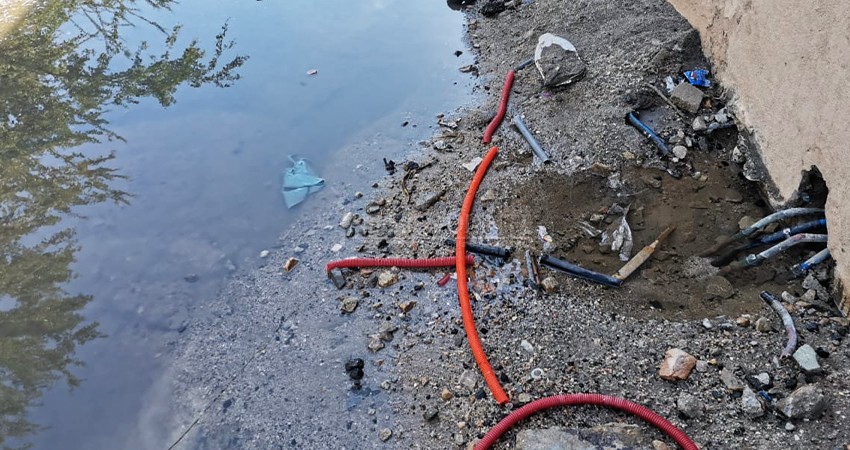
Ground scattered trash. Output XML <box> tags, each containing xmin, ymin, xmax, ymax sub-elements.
<box><xmin>306</xmin><ymin>69</ymin><xmax>318</xmax><ymax>75</ymax></box>
<box><xmin>684</xmin><ymin>69</ymin><xmax>711</xmax><ymax>87</ymax></box>
<box><xmin>626</xmin><ymin>111</ymin><xmax>670</xmax><ymax>156</ymax></box>
<box><xmin>577</xmin><ymin>221</ymin><xmax>602</xmax><ymax>238</ymax></box>
<box><xmin>462</xmin><ymin>156</ymin><xmax>484</xmax><ymax>172</ymax></box>
<box><xmin>444</xmin><ymin>239</ymin><xmax>512</xmax><ymax>259</ymax></box>
<box><xmin>512</xmin><ymin>115</ymin><xmax>551</xmax><ymax>163</ymax></box>
<box><xmin>282</xmin><ymin>157</ymin><xmax>325</xmax><ymax>208</ymax></box>
<box><xmin>760</xmin><ymin>291</ymin><xmax>797</xmax><ymax>358</ymax></box>
<box><xmin>600</xmin><ymin>205</ymin><xmax>633</xmax><ymax>262</ymax></box>
<box><xmin>537</xmin><ymin>226</ymin><xmax>556</xmax><ymax>253</ymax></box>
<box><xmin>283</xmin><ymin>257</ymin><xmax>299</xmax><ymax>272</ymax></box>
<box><xmin>534</xmin><ymin>33</ymin><xmax>586</xmax><ymax>87</ymax></box>
<box><xmin>614</xmin><ymin>226</ymin><xmax>675</xmax><ymax>280</ymax></box>
<box><xmin>539</xmin><ymin>254</ymin><xmax>623</xmax><ymax>288</ymax></box>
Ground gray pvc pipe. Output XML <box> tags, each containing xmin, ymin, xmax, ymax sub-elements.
<box><xmin>512</xmin><ymin>115</ymin><xmax>550</xmax><ymax>163</ymax></box>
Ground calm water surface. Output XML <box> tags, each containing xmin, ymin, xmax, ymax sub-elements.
<box><xmin>0</xmin><ymin>1</ymin><xmax>472</xmax><ymax>448</ymax></box>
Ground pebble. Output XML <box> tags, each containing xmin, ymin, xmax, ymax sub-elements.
<box><xmin>704</xmin><ymin>276</ymin><xmax>735</xmax><ymax>300</ymax></box>
<box><xmin>755</xmin><ymin>372</ymin><xmax>771</xmax><ymax>387</ymax></box>
<box><xmin>738</xmin><ymin>215</ymin><xmax>756</xmax><ymax>230</ymax></box>
<box><xmin>340</xmin><ymin>297</ymin><xmax>358</xmax><ymax>313</ymax></box>
<box><xmin>377</xmin><ymin>271</ymin><xmax>398</xmax><ymax>288</ymax></box>
<box><xmin>398</xmin><ymin>300</ymin><xmax>416</xmax><ymax>313</ymax></box>
<box><xmin>283</xmin><ymin>257</ymin><xmax>299</xmax><ymax>272</ymax></box>
<box><xmin>459</xmin><ymin>370</ymin><xmax>478</xmax><ymax>389</ymax></box>
<box><xmin>378</xmin><ymin>428</ymin><xmax>393</xmax><ymax>442</ymax></box>
<box><xmin>792</xmin><ymin>344</ymin><xmax>822</xmax><ymax>374</ymax></box>
<box><xmin>366</xmin><ymin>203</ymin><xmax>382</xmax><ymax>215</ymax></box>
<box><xmin>720</xmin><ymin>367</ymin><xmax>745</xmax><ymax>391</ymax></box>
<box><xmin>785</xmin><ymin>422</ymin><xmax>796</xmax><ymax>432</ymax></box>
<box><xmin>530</xmin><ymin>368</ymin><xmax>545</xmax><ymax>379</ymax></box>
<box><xmin>517</xmin><ymin>393</ymin><xmax>532</xmax><ymax>403</ymax></box>
<box><xmin>653</xmin><ymin>440</ymin><xmax>674</xmax><ymax>450</ymax></box>
<box><xmin>714</xmin><ymin>110</ymin><xmax>729</xmax><ymax>123</ymax></box>
<box><xmin>339</xmin><ymin>212</ymin><xmax>354</xmax><ymax>229</ymax></box>
<box><xmin>329</xmin><ymin>270</ymin><xmax>346</xmax><ymax>289</ymax></box>
<box><xmin>259</xmin><ymin>250</ymin><xmax>270</xmax><ymax>258</ymax></box>
<box><xmin>735</xmin><ymin>315</ymin><xmax>751</xmax><ymax>327</ymax></box>
<box><xmin>541</xmin><ymin>276</ymin><xmax>559</xmax><ymax>293</ymax></box>
<box><xmin>692</xmin><ymin>116</ymin><xmax>707</xmax><ymax>131</ymax></box>
<box><xmin>520</xmin><ymin>339</ymin><xmax>535</xmax><ymax>354</ymax></box>
<box><xmin>658</xmin><ymin>348</ymin><xmax>697</xmax><ymax>381</ymax></box>
<box><xmin>368</xmin><ymin>336</ymin><xmax>385</xmax><ymax>352</ymax></box>
<box><xmin>777</xmin><ymin>384</ymin><xmax>827</xmax><ymax>419</ymax></box>
<box><xmin>754</xmin><ymin>317</ymin><xmax>773</xmax><ymax>333</ymax></box>
<box><xmin>672</xmin><ymin>145</ymin><xmax>688</xmax><ymax>159</ymax></box>
<box><xmin>676</xmin><ymin>393</ymin><xmax>705</xmax><ymax>418</ymax></box>
<box><xmin>354</xmin><ymin>191</ymin><xmax>363</xmax><ymax>199</ymax></box>
<box><xmin>423</xmin><ymin>408</ymin><xmax>439</xmax><ymax>422</ymax></box>
<box><xmin>702</xmin><ymin>318</ymin><xmax>713</xmax><ymax>329</ymax></box>
<box><xmin>741</xmin><ymin>388</ymin><xmax>764</xmax><ymax>417</ymax></box>
<box><xmin>330</xmin><ymin>244</ymin><xmax>343</xmax><ymax>253</ymax></box>
<box><xmin>441</xmin><ymin>388</ymin><xmax>454</xmax><ymax>401</ymax></box>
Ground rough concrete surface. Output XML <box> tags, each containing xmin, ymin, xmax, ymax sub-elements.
<box><xmin>667</xmin><ymin>0</ymin><xmax>850</xmax><ymax>315</ymax></box>
<box><xmin>165</xmin><ymin>1</ymin><xmax>850</xmax><ymax>449</ymax></box>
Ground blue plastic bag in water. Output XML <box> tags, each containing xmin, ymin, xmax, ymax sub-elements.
<box><xmin>282</xmin><ymin>156</ymin><xmax>325</xmax><ymax>208</ymax></box>
<box><xmin>684</xmin><ymin>69</ymin><xmax>711</xmax><ymax>88</ymax></box>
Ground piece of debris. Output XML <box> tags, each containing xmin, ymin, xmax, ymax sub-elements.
<box><xmin>416</xmin><ymin>190</ymin><xmax>446</xmax><ymax>211</ymax></box>
<box><xmin>627</xmin><ymin>111</ymin><xmax>671</xmax><ymax>156</ymax></box>
<box><xmin>339</xmin><ymin>212</ymin><xmax>354</xmax><ymax>229</ymax></box>
<box><xmin>541</xmin><ymin>276</ymin><xmax>559</xmax><ymax>293</ymax></box>
<box><xmin>330</xmin><ymin>244</ymin><xmax>343</xmax><ymax>253</ymax></box>
<box><xmin>720</xmin><ymin>367</ymin><xmax>745</xmax><ymax>392</ymax></box>
<box><xmin>703</xmin><ymin>276</ymin><xmax>735</xmax><ymax>300</ymax></box>
<box><xmin>259</xmin><ymin>250</ymin><xmax>270</xmax><ymax>259</ymax></box>
<box><xmin>441</xmin><ymin>388</ymin><xmax>454</xmax><ymax>401</ymax></box>
<box><xmin>328</xmin><ymin>269</ymin><xmax>346</xmax><ymax>289</ymax></box>
<box><xmin>283</xmin><ymin>257</ymin><xmax>299</xmax><ymax>272</ymax></box>
<box><xmin>344</xmin><ymin>358</ymin><xmax>364</xmax><ymax>380</ymax></box>
<box><xmin>534</xmin><ymin>33</ymin><xmax>586</xmax><ymax>87</ymax></box>
<box><xmin>777</xmin><ymin>384</ymin><xmax>827</xmax><ymax>419</ymax></box>
<box><xmin>459</xmin><ymin>64</ymin><xmax>477</xmax><ymax>73</ymax></box>
<box><xmin>368</xmin><ymin>335</ymin><xmax>385</xmax><ymax>352</ymax></box>
<box><xmin>658</xmin><ymin>348</ymin><xmax>697</xmax><ymax>381</ymax></box>
<box><xmin>282</xmin><ymin>157</ymin><xmax>325</xmax><ymax>208</ymax></box>
<box><xmin>306</xmin><ymin>69</ymin><xmax>318</xmax><ymax>75</ymax></box>
<box><xmin>670</xmin><ymin>82</ymin><xmax>704</xmax><ymax>114</ymax></box>
<box><xmin>480</xmin><ymin>0</ymin><xmax>506</xmax><ymax>17</ymax></box>
<box><xmin>672</xmin><ymin>145</ymin><xmax>688</xmax><ymax>160</ymax></box>
<box><xmin>692</xmin><ymin>116</ymin><xmax>707</xmax><ymax>132</ymax></box>
<box><xmin>398</xmin><ymin>300</ymin><xmax>416</xmax><ymax>313</ymax></box>
<box><xmin>378</xmin><ymin>428</ymin><xmax>393</xmax><ymax>442</ymax></box>
<box><xmin>512</xmin><ymin>115</ymin><xmax>551</xmax><ymax>163</ymax></box>
<box><xmin>754</xmin><ymin>317</ymin><xmax>773</xmax><ymax>333</ymax></box>
<box><xmin>614</xmin><ymin>226</ymin><xmax>674</xmax><ymax>280</ymax></box>
<box><xmin>538</xmin><ymin>226</ymin><xmax>557</xmax><ymax>253</ymax></box>
<box><xmin>684</xmin><ymin>69</ymin><xmax>711</xmax><ymax>87</ymax></box>
<box><xmin>462</xmin><ymin>157</ymin><xmax>484</xmax><ymax>172</ymax></box>
<box><xmin>676</xmin><ymin>393</ymin><xmax>705</xmax><ymax>419</ymax></box>
<box><xmin>340</xmin><ymin>297</ymin><xmax>358</xmax><ymax>313</ymax></box>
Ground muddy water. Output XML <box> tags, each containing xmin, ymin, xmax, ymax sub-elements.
<box><xmin>0</xmin><ymin>1</ymin><xmax>473</xmax><ymax>449</ymax></box>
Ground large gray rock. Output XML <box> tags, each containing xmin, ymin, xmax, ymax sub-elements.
<box><xmin>671</xmin><ymin>82</ymin><xmax>704</xmax><ymax>113</ymax></box>
<box><xmin>778</xmin><ymin>384</ymin><xmax>828</xmax><ymax>419</ymax></box>
<box><xmin>704</xmin><ymin>276</ymin><xmax>735</xmax><ymax>300</ymax></box>
<box><xmin>534</xmin><ymin>34</ymin><xmax>586</xmax><ymax>88</ymax></box>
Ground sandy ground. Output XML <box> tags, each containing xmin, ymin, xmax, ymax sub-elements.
<box><xmin>167</xmin><ymin>1</ymin><xmax>850</xmax><ymax>449</ymax></box>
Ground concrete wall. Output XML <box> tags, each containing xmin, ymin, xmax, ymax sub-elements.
<box><xmin>667</xmin><ymin>0</ymin><xmax>850</xmax><ymax>315</ymax></box>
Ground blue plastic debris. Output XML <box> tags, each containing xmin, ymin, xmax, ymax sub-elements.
<box><xmin>684</xmin><ymin>69</ymin><xmax>711</xmax><ymax>88</ymax></box>
<box><xmin>282</xmin><ymin>156</ymin><xmax>325</xmax><ymax>208</ymax></box>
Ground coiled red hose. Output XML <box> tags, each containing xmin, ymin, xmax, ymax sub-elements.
<box><xmin>456</xmin><ymin>146</ymin><xmax>508</xmax><ymax>404</ymax></box>
<box><xmin>326</xmin><ymin>255</ymin><xmax>473</xmax><ymax>272</ymax></box>
<box><xmin>482</xmin><ymin>70</ymin><xmax>515</xmax><ymax>143</ymax></box>
<box><xmin>475</xmin><ymin>393</ymin><xmax>698</xmax><ymax>450</ymax></box>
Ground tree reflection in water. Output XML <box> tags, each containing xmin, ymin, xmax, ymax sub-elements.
<box><xmin>0</xmin><ymin>1</ymin><xmax>246</xmax><ymax>447</ymax></box>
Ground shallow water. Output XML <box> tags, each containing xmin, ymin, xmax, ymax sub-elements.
<box><xmin>0</xmin><ymin>1</ymin><xmax>472</xmax><ymax>448</ymax></box>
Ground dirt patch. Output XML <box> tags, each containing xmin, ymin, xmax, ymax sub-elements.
<box><xmin>496</xmin><ymin>164</ymin><xmax>815</xmax><ymax>320</ymax></box>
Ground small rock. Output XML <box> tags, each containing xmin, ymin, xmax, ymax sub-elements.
<box><xmin>672</xmin><ymin>145</ymin><xmax>688</xmax><ymax>159</ymax></box>
<box><xmin>416</xmin><ymin>190</ymin><xmax>446</xmax><ymax>211</ymax></box>
<box><xmin>720</xmin><ymin>367</ymin><xmax>745</xmax><ymax>392</ymax></box>
<box><xmin>520</xmin><ymin>339</ymin><xmax>535</xmax><ymax>354</ymax></box>
<box><xmin>398</xmin><ymin>300</ymin><xmax>416</xmax><ymax>313</ymax></box>
<box><xmin>517</xmin><ymin>393</ymin><xmax>532</xmax><ymax>403</ymax></box>
<box><xmin>741</xmin><ymin>388</ymin><xmax>765</xmax><ymax>418</ymax></box>
<box><xmin>283</xmin><ymin>257</ymin><xmax>299</xmax><ymax>272</ymax></box>
<box><xmin>340</xmin><ymin>297</ymin><xmax>359</xmax><ymax>313</ymax></box>
<box><xmin>329</xmin><ymin>269</ymin><xmax>346</xmax><ymax>289</ymax></box>
<box><xmin>378</xmin><ymin>428</ymin><xmax>393</xmax><ymax>442</ymax></box>
<box><xmin>441</xmin><ymin>388</ymin><xmax>454</xmax><ymax>401</ymax></box>
<box><xmin>184</xmin><ymin>274</ymin><xmax>199</xmax><ymax>283</ymax></box>
<box><xmin>704</xmin><ymin>276</ymin><xmax>735</xmax><ymax>300</ymax></box>
<box><xmin>714</xmin><ymin>111</ymin><xmax>729</xmax><ymax>124</ymax></box>
<box><xmin>346</xmin><ymin>227</ymin><xmax>355</xmax><ymax>238</ymax></box>
<box><xmin>792</xmin><ymin>344</ymin><xmax>822</xmax><ymax>374</ymax></box>
<box><xmin>339</xmin><ymin>212</ymin><xmax>354</xmax><ymax>229</ymax></box>
<box><xmin>354</xmin><ymin>191</ymin><xmax>363</xmax><ymax>199</ymax></box>
<box><xmin>377</xmin><ymin>271</ymin><xmax>398</xmax><ymax>288</ymax></box>
<box><xmin>366</xmin><ymin>204</ymin><xmax>382</xmax><ymax>215</ymax></box>
<box><xmin>330</xmin><ymin>244</ymin><xmax>343</xmax><ymax>253</ymax></box>
<box><xmin>692</xmin><ymin>116</ymin><xmax>707</xmax><ymax>132</ymax></box>
<box><xmin>368</xmin><ymin>335</ymin><xmax>385</xmax><ymax>352</ymax></box>
<box><xmin>777</xmin><ymin>384</ymin><xmax>827</xmax><ymax>419</ymax></box>
<box><xmin>755</xmin><ymin>372</ymin><xmax>771</xmax><ymax>387</ymax></box>
<box><xmin>659</xmin><ymin>348</ymin><xmax>697</xmax><ymax>381</ymax></box>
<box><xmin>259</xmin><ymin>250</ymin><xmax>270</xmax><ymax>258</ymax></box>
<box><xmin>345</xmin><ymin>358</ymin><xmax>365</xmax><ymax>380</ymax></box>
<box><xmin>541</xmin><ymin>276</ymin><xmax>559</xmax><ymax>293</ymax></box>
<box><xmin>670</xmin><ymin>82</ymin><xmax>704</xmax><ymax>114</ymax></box>
<box><xmin>480</xmin><ymin>0</ymin><xmax>506</xmax><ymax>17</ymax></box>
<box><xmin>676</xmin><ymin>393</ymin><xmax>705</xmax><ymax>419</ymax></box>
<box><xmin>481</xmin><ymin>189</ymin><xmax>497</xmax><ymax>202</ymax></box>
<box><xmin>736</xmin><ymin>315</ymin><xmax>751</xmax><ymax>327</ymax></box>
<box><xmin>433</xmin><ymin>139</ymin><xmax>448</xmax><ymax>151</ymax></box>
<box><xmin>755</xmin><ymin>317</ymin><xmax>773</xmax><ymax>333</ymax></box>
<box><xmin>516</xmin><ymin>428</ymin><xmax>591</xmax><ymax>450</ymax></box>
<box><xmin>702</xmin><ymin>318</ymin><xmax>713</xmax><ymax>329</ymax></box>
<box><xmin>653</xmin><ymin>440</ymin><xmax>675</xmax><ymax>450</ymax></box>
<box><xmin>458</xmin><ymin>64</ymin><xmax>477</xmax><ymax>73</ymax></box>
<box><xmin>731</xmin><ymin>146</ymin><xmax>745</xmax><ymax>164</ymax></box>
<box><xmin>423</xmin><ymin>408</ymin><xmax>439</xmax><ymax>422</ymax></box>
